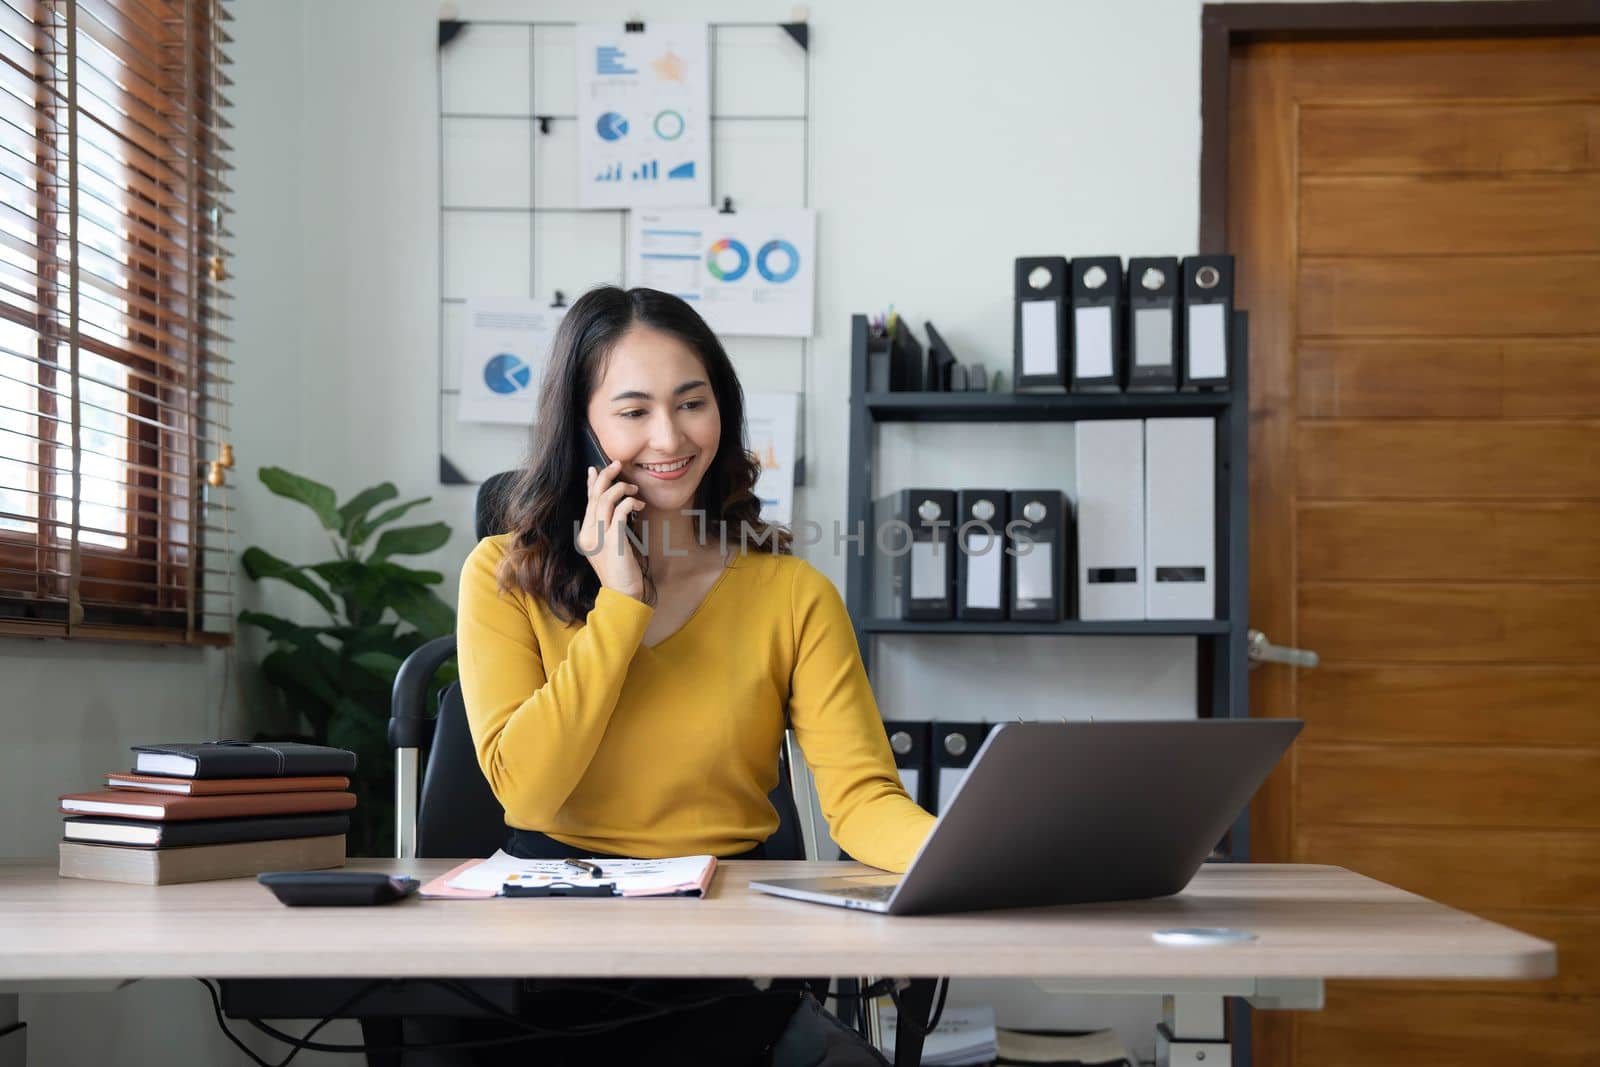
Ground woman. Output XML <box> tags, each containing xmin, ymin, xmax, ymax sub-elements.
<box><xmin>454</xmin><ymin>285</ymin><xmax>934</xmax><ymax>1062</ymax></box>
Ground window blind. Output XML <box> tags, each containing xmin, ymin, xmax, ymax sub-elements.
<box><xmin>0</xmin><ymin>0</ymin><xmax>233</xmax><ymax>643</ymax></box>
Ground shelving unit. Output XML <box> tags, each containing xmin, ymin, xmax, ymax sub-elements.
<box><xmin>842</xmin><ymin>310</ymin><xmax>1252</xmax><ymax>857</ymax></box>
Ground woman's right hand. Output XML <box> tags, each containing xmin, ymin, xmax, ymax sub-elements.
<box><xmin>578</xmin><ymin>461</ymin><xmax>644</xmax><ymax>600</ymax></box>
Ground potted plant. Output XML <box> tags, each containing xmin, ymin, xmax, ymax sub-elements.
<box><xmin>240</xmin><ymin>467</ymin><xmax>455</xmax><ymax>855</ymax></box>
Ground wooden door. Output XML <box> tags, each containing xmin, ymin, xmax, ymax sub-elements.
<box><xmin>1230</xmin><ymin>34</ymin><xmax>1600</xmax><ymax>1067</ymax></box>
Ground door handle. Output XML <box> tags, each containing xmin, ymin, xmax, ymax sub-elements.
<box><xmin>1247</xmin><ymin>629</ymin><xmax>1320</xmax><ymax>669</ymax></box>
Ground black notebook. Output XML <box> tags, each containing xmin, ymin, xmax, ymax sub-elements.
<box><xmin>62</xmin><ymin>811</ymin><xmax>352</xmax><ymax>849</ymax></box>
<box><xmin>132</xmin><ymin>741</ymin><xmax>358</xmax><ymax>779</ymax></box>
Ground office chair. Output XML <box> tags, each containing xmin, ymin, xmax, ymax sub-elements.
<box><xmin>223</xmin><ymin>472</ymin><xmax>822</xmax><ymax>1067</ymax></box>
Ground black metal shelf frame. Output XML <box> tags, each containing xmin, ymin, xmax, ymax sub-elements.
<box><xmin>843</xmin><ymin>311</ymin><xmax>1252</xmax><ymax>861</ymax></box>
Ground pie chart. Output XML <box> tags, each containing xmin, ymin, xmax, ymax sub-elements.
<box><xmin>483</xmin><ymin>353</ymin><xmax>533</xmax><ymax>395</ymax></box>
<box><xmin>597</xmin><ymin>112</ymin><xmax>629</xmax><ymax>141</ymax></box>
<box><xmin>706</xmin><ymin>238</ymin><xmax>750</xmax><ymax>282</ymax></box>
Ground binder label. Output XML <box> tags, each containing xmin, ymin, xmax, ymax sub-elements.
<box><xmin>909</xmin><ymin>541</ymin><xmax>947</xmax><ymax>600</ymax></box>
<box><xmin>1134</xmin><ymin>308</ymin><xmax>1173</xmax><ymax>367</ymax></box>
<box><xmin>1188</xmin><ymin>303</ymin><xmax>1228</xmax><ymax>379</ymax></box>
<box><xmin>1020</xmin><ymin>301</ymin><xmax>1059</xmax><ymax>376</ymax></box>
<box><xmin>1074</xmin><ymin>305</ymin><xmax>1114</xmax><ymax>378</ymax></box>
<box><xmin>963</xmin><ymin>531</ymin><xmax>1003</xmax><ymax>610</ymax></box>
<box><xmin>1015</xmin><ymin>543</ymin><xmax>1054</xmax><ymax>602</ymax></box>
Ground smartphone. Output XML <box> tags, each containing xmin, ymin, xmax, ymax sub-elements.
<box><xmin>582</xmin><ymin>423</ymin><xmax>613</xmax><ymax>473</ymax></box>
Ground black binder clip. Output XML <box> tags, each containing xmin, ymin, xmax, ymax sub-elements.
<box><xmin>551</xmin><ymin>290</ymin><xmax>567</xmax><ymax>308</ymax></box>
<box><xmin>503</xmin><ymin>880</ymin><xmax>617</xmax><ymax>898</ymax></box>
<box><xmin>719</xmin><ymin>196</ymin><xmax>736</xmax><ymax>214</ymax></box>
<box><xmin>536</xmin><ymin>115</ymin><xmax>552</xmax><ymax>135</ymax></box>
<box><xmin>625</xmin><ymin>19</ymin><xmax>645</xmax><ymax>33</ymax></box>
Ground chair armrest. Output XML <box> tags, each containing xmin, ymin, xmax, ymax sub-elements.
<box><xmin>387</xmin><ymin>635</ymin><xmax>458</xmax><ymax>750</ymax></box>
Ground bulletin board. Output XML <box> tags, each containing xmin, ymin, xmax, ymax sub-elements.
<box><xmin>436</xmin><ymin>18</ymin><xmax>813</xmax><ymax>485</ymax></box>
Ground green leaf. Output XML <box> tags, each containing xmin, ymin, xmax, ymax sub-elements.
<box><xmin>261</xmin><ymin>648</ymin><xmax>342</xmax><ymax>712</ymax></box>
<box><xmin>240</xmin><ymin>547</ymin><xmax>337</xmax><ymax>615</ymax></box>
<box><xmin>237</xmin><ymin>610</ymin><xmax>320</xmax><ymax>645</ymax></box>
<box><xmin>328</xmin><ymin>697</ymin><xmax>387</xmax><ymax>761</ymax></box>
<box><xmin>370</xmin><ymin>561</ymin><xmax>445</xmax><ymax>587</ymax></box>
<box><xmin>337</xmin><ymin>482</ymin><xmax>398</xmax><ymax>539</ymax></box>
<box><xmin>352</xmin><ymin>650</ymin><xmax>404</xmax><ymax>679</ymax></box>
<box><xmin>388</xmin><ymin>583</ymin><xmax>455</xmax><ymax>641</ymax></box>
<box><xmin>351</xmin><ymin>497</ymin><xmax>431</xmax><ymax>546</ymax></box>
<box><xmin>329</xmin><ymin>623</ymin><xmax>403</xmax><ymax>655</ymax></box>
<box><xmin>259</xmin><ymin>467</ymin><xmax>341</xmax><ymax>531</ymax></box>
<box><xmin>368</xmin><ymin>522</ymin><xmax>452</xmax><ymax>563</ymax></box>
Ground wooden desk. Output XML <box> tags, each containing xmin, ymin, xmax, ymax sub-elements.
<box><xmin>0</xmin><ymin>860</ymin><xmax>1556</xmax><ymax>1065</ymax></box>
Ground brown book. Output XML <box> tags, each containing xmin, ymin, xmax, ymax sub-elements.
<box><xmin>59</xmin><ymin>835</ymin><xmax>346</xmax><ymax>886</ymax></box>
<box><xmin>59</xmin><ymin>789</ymin><xmax>356</xmax><ymax>822</ymax></box>
<box><xmin>105</xmin><ymin>772</ymin><xmax>351</xmax><ymax>796</ymax></box>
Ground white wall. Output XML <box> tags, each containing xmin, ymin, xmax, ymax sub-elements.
<box><xmin>12</xmin><ymin>0</ymin><xmax>1257</xmax><ymax>1061</ymax></box>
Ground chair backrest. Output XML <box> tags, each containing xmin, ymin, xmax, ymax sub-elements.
<box><xmin>415</xmin><ymin>682</ymin><xmax>511</xmax><ymax>858</ymax></box>
<box><xmin>473</xmin><ymin>470</ymin><xmax>518</xmax><ymax>542</ymax></box>
<box><xmin>398</xmin><ymin>470</ymin><xmax>812</xmax><ymax>860</ymax></box>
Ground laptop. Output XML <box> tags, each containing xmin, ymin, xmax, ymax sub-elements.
<box><xmin>750</xmin><ymin>719</ymin><xmax>1302</xmax><ymax>915</ymax></box>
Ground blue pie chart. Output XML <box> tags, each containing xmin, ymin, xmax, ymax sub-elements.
<box><xmin>483</xmin><ymin>353</ymin><xmax>533</xmax><ymax>395</ymax></box>
<box><xmin>597</xmin><ymin>112</ymin><xmax>629</xmax><ymax>141</ymax></box>
<box><xmin>757</xmin><ymin>239</ymin><xmax>800</xmax><ymax>283</ymax></box>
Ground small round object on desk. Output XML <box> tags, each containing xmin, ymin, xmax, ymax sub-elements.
<box><xmin>1152</xmin><ymin>927</ymin><xmax>1258</xmax><ymax>946</ymax></box>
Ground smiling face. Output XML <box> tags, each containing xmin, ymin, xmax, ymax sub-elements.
<box><xmin>585</xmin><ymin>324</ymin><xmax>722</xmax><ymax>514</ymax></box>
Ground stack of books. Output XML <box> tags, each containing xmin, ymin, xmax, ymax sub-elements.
<box><xmin>58</xmin><ymin>741</ymin><xmax>358</xmax><ymax>885</ymax></box>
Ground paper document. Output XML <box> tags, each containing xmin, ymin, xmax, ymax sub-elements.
<box><xmin>627</xmin><ymin>208</ymin><xmax>817</xmax><ymax>337</ymax></box>
<box><xmin>440</xmin><ymin>849</ymin><xmax>717</xmax><ymax>898</ymax></box>
<box><xmin>745</xmin><ymin>391</ymin><xmax>799</xmax><ymax>524</ymax></box>
<box><xmin>881</xmin><ymin>1004</ymin><xmax>997</xmax><ymax>1067</ymax></box>
<box><xmin>577</xmin><ymin>23</ymin><xmax>711</xmax><ymax>209</ymax></box>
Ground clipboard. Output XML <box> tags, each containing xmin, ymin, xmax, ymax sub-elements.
<box><xmin>419</xmin><ymin>851</ymin><xmax>718</xmax><ymax>899</ymax></box>
<box><xmin>502</xmin><ymin>879</ymin><xmax>618</xmax><ymax>898</ymax></box>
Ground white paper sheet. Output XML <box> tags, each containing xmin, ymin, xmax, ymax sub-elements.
<box><xmin>627</xmin><ymin>208</ymin><xmax>817</xmax><ymax>337</ymax></box>
<box><xmin>882</xmin><ymin>1004</ymin><xmax>997</xmax><ymax>1067</ymax></box>
<box><xmin>457</xmin><ymin>299</ymin><xmax>565</xmax><ymax>425</ymax></box>
<box><xmin>577</xmin><ymin>23</ymin><xmax>711</xmax><ymax>209</ymax></box>
<box><xmin>444</xmin><ymin>849</ymin><xmax>715</xmax><ymax>896</ymax></box>
<box><xmin>745</xmin><ymin>391</ymin><xmax>798</xmax><ymax>525</ymax></box>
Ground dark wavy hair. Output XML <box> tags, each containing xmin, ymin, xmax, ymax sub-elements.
<box><xmin>491</xmin><ymin>286</ymin><xmax>792</xmax><ymax>622</ymax></box>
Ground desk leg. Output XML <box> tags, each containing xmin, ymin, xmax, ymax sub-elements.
<box><xmin>890</xmin><ymin>979</ymin><xmax>937</xmax><ymax>1067</ymax></box>
<box><xmin>1157</xmin><ymin>993</ymin><xmax>1230</xmax><ymax>1067</ymax></box>
<box><xmin>859</xmin><ymin>978</ymin><xmax>882</xmax><ymax>1047</ymax></box>
<box><xmin>0</xmin><ymin>993</ymin><xmax>24</xmax><ymax>1067</ymax></box>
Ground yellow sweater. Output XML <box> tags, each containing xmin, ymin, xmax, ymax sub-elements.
<box><xmin>456</xmin><ymin>535</ymin><xmax>936</xmax><ymax>872</ymax></box>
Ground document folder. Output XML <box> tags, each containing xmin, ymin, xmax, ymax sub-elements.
<box><xmin>1014</xmin><ymin>256</ymin><xmax>1069</xmax><ymax>393</ymax></box>
<box><xmin>885</xmin><ymin>721</ymin><xmax>931</xmax><ymax>811</ymax></box>
<box><xmin>1127</xmin><ymin>257</ymin><xmax>1180</xmax><ymax>392</ymax></box>
<box><xmin>873</xmin><ymin>489</ymin><xmax>956</xmax><ymax>620</ymax></box>
<box><xmin>1181</xmin><ymin>255</ymin><xmax>1233</xmax><ymax>392</ymax></box>
<box><xmin>888</xmin><ymin>317</ymin><xmax>925</xmax><ymax>392</ymax></box>
<box><xmin>931</xmin><ymin>722</ymin><xmax>994</xmax><ymax>815</ymax></box>
<box><xmin>1069</xmin><ymin>256</ymin><xmax>1124</xmax><ymax>393</ymax></box>
<box><xmin>956</xmin><ymin>489</ymin><xmax>1009</xmax><ymax>622</ymax></box>
<box><xmin>926</xmin><ymin>322</ymin><xmax>958</xmax><ymax>392</ymax></box>
<box><xmin>1076</xmin><ymin>420</ymin><xmax>1146</xmax><ymax>620</ymax></box>
<box><xmin>1007</xmin><ymin>489</ymin><xmax>1071</xmax><ymax>622</ymax></box>
<box><xmin>1145</xmin><ymin>418</ymin><xmax>1215</xmax><ymax>619</ymax></box>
